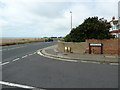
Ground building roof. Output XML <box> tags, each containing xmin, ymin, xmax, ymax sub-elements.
<box><xmin>109</xmin><ymin>20</ymin><xmax>118</xmax><ymax>25</ymax></box>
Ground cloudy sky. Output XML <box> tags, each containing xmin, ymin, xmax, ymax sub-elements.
<box><xmin>0</xmin><ymin>0</ymin><xmax>119</xmax><ymax>38</ymax></box>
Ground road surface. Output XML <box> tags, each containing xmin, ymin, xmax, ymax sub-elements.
<box><xmin>1</xmin><ymin>41</ymin><xmax>118</xmax><ymax>89</ymax></box>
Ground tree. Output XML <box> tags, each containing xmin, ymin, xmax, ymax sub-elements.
<box><xmin>64</xmin><ymin>17</ymin><xmax>114</xmax><ymax>42</ymax></box>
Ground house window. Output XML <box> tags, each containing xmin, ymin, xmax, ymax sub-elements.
<box><xmin>111</xmin><ymin>25</ymin><xmax>117</xmax><ymax>30</ymax></box>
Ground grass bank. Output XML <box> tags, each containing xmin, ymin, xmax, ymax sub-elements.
<box><xmin>0</xmin><ymin>38</ymin><xmax>45</xmax><ymax>46</ymax></box>
<box><xmin>1</xmin><ymin>38</ymin><xmax>64</xmax><ymax>46</ymax></box>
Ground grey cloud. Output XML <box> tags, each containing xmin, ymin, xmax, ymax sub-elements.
<box><xmin>27</xmin><ymin>2</ymin><xmax>71</xmax><ymax>18</ymax></box>
<box><xmin>1</xmin><ymin>0</ymin><xmax>118</xmax><ymax>37</ymax></box>
<box><xmin>0</xmin><ymin>1</ymin><xmax>6</xmax><ymax>8</ymax></box>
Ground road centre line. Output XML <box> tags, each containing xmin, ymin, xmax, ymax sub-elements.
<box><xmin>28</xmin><ymin>53</ymin><xmax>34</xmax><ymax>56</ymax></box>
<box><xmin>0</xmin><ymin>81</ymin><xmax>36</xmax><ymax>89</ymax></box>
<box><xmin>0</xmin><ymin>49</ymin><xmax>6</xmax><ymax>51</ymax></box>
<box><xmin>1</xmin><ymin>52</ymin><xmax>37</xmax><ymax>66</ymax></box>
<box><xmin>1</xmin><ymin>62</ymin><xmax>10</xmax><ymax>66</ymax></box>
<box><xmin>1</xmin><ymin>45</ymin><xmax>27</xmax><ymax>51</ymax></box>
<box><xmin>1</xmin><ymin>52</ymin><xmax>36</xmax><ymax>66</ymax></box>
<box><xmin>22</xmin><ymin>55</ymin><xmax>28</xmax><ymax>58</ymax></box>
<box><xmin>12</xmin><ymin>58</ymin><xmax>20</xmax><ymax>62</ymax></box>
<box><xmin>34</xmin><ymin>52</ymin><xmax>36</xmax><ymax>54</ymax></box>
<box><xmin>8</xmin><ymin>46</ymin><xmax>25</xmax><ymax>50</ymax></box>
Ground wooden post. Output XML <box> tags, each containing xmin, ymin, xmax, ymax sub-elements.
<box><xmin>89</xmin><ymin>43</ymin><xmax>91</xmax><ymax>54</ymax></box>
<box><xmin>101</xmin><ymin>43</ymin><xmax>103</xmax><ymax>54</ymax></box>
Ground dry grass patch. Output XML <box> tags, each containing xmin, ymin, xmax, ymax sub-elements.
<box><xmin>0</xmin><ymin>38</ymin><xmax>45</xmax><ymax>46</ymax></box>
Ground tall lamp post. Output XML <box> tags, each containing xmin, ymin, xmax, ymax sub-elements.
<box><xmin>118</xmin><ymin>1</ymin><xmax>120</xmax><ymax>38</ymax></box>
<box><xmin>70</xmin><ymin>11</ymin><xmax>72</xmax><ymax>30</ymax></box>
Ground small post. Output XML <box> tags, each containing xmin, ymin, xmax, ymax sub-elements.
<box><xmin>65</xmin><ymin>47</ymin><xmax>68</xmax><ymax>52</ymax></box>
<box><xmin>68</xmin><ymin>47</ymin><xmax>71</xmax><ymax>53</ymax></box>
<box><xmin>89</xmin><ymin>43</ymin><xmax>91</xmax><ymax>54</ymax></box>
<box><xmin>70</xmin><ymin>11</ymin><xmax>72</xmax><ymax>30</ymax></box>
<box><xmin>101</xmin><ymin>43</ymin><xmax>103</xmax><ymax>54</ymax></box>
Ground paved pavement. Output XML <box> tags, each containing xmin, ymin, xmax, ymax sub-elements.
<box><xmin>38</xmin><ymin>45</ymin><xmax>119</xmax><ymax>65</ymax></box>
<box><xmin>1</xmin><ymin>42</ymin><xmax>119</xmax><ymax>89</ymax></box>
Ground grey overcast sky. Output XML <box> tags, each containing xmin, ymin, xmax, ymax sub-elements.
<box><xmin>0</xmin><ymin>0</ymin><xmax>119</xmax><ymax>38</ymax></box>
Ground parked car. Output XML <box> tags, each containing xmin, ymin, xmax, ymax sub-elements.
<box><xmin>45</xmin><ymin>38</ymin><xmax>53</xmax><ymax>42</ymax></box>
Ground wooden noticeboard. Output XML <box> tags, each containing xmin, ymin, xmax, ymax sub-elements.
<box><xmin>89</xmin><ymin>43</ymin><xmax>103</xmax><ymax>54</ymax></box>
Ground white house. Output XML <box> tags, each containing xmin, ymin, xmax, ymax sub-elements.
<box><xmin>109</xmin><ymin>17</ymin><xmax>120</xmax><ymax>38</ymax></box>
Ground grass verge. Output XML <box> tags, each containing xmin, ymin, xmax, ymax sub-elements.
<box><xmin>1</xmin><ymin>40</ymin><xmax>44</xmax><ymax>46</ymax></box>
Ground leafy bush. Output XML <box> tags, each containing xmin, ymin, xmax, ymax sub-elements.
<box><xmin>64</xmin><ymin>17</ymin><xmax>114</xmax><ymax>42</ymax></box>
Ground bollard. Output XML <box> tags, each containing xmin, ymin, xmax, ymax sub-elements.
<box><xmin>68</xmin><ymin>47</ymin><xmax>71</xmax><ymax>53</ymax></box>
<box><xmin>64</xmin><ymin>47</ymin><xmax>68</xmax><ymax>52</ymax></box>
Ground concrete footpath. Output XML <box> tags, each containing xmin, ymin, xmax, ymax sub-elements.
<box><xmin>37</xmin><ymin>45</ymin><xmax>119</xmax><ymax>65</ymax></box>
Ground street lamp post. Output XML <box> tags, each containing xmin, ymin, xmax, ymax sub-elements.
<box><xmin>70</xmin><ymin>11</ymin><xmax>72</xmax><ymax>30</ymax></box>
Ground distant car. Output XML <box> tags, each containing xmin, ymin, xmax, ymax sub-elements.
<box><xmin>45</xmin><ymin>38</ymin><xmax>53</xmax><ymax>42</ymax></box>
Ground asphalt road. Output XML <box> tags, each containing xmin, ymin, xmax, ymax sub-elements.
<box><xmin>1</xmin><ymin>41</ymin><xmax>118</xmax><ymax>89</ymax></box>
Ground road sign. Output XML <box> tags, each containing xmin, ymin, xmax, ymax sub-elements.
<box><xmin>90</xmin><ymin>44</ymin><xmax>102</xmax><ymax>46</ymax></box>
<box><xmin>89</xmin><ymin>43</ymin><xmax>103</xmax><ymax>54</ymax></box>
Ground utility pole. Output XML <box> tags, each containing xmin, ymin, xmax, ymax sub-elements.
<box><xmin>118</xmin><ymin>1</ymin><xmax>120</xmax><ymax>38</ymax></box>
<box><xmin>70</xmin><ymin>11</ymin><xmax>72</xmax><ymax>30</ymax></box>
<box><xmin>118</xmin><ymin>1</ymin><xmax>120</xmax><ymax>29</ymax></box>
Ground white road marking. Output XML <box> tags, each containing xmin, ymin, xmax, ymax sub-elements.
<box><xmin>1</xmin><ymin>62</ymin><xmax>10</xmax><ymax>66</ymax></box>
<box><xmin>28</xmin><ymin>53</ymin><xmax>34</xmax><ymax>56</ymax></box>
<box><xmin>85</xmin><ymin>61</ymin><xmax>100</xmax><ymax>64</ymax></box>
<box><xmin>38</xmin><ymin>50</ymin><xmax>118</xmax><ymax>65</ymax></box>
<box><xmin>12</xmin><ymin>58</ymin><xmax>20</xmax><ymax>62</ymax></box>
<box><xmin>8</xmin><ymin>48</ymin><xmax>14</xmax><ymax>50</ymax></box>
<box><xmin>0</xmin><ymin>49</ymin><xmax>6</xmax><ymax>51</ymax></box>
<box><xmin>1</xmin><ymin>46</ymin><xmax>27</xmax><ymax>51</ymax></box>
<box><xmin>38</xmin><ymin>51</ymin><xmax>78</xmax><ymax>62</ymax></box>
<box><xmin>58</xmin><ymin>59</ymin><xmax>78</xmax><ymax>62</ymax></box>
<box><xmin>110</xmin><ymin>63</ymin><xmax>119</xmax><ymax>65</ymax></box>
<box><xmin>81</xmin><ymin>61</ymin><xmax>88</xmax><ymax>63</ymax></box>
<box><xmin>1</xmin><ymin>53</ymin><xmax>34</xmax><ymax>66</ymax></box>
<box><xmin>33</xmin><ymin>52</ymin><xmax>36</xmax><ymax>54</ymax></box>
<box><xmin>105</xmin><ymin>56</ymin><xmax>117</xmax><ymax>58</ymax></box>
<box><xmin>37</xmin><ymin>51</ymin><xmax>42</xmax><ymax>55</ymax></box>
<box><xmin>0</xmin><ymin>81</ymin><xmax>35</xmax><ymax>89</ymax></box>
<box><xmin>22</xmin><ymin>55</ymin><xmax>28</xmax><ymax>58</ymax></box>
